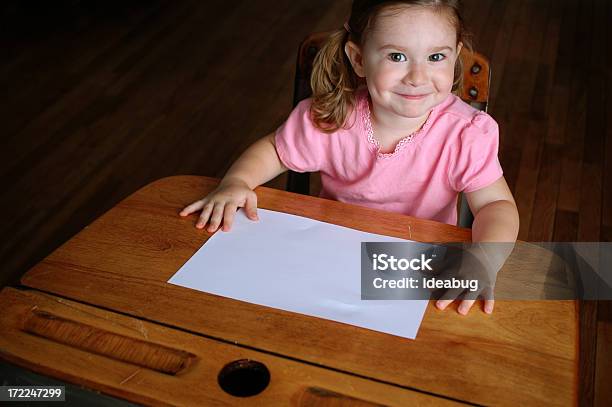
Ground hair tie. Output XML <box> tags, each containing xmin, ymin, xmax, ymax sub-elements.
<box><xmin>343</xmin><ymin>22</ymin><xmax>351</xmax><ymax>33</ymax></box>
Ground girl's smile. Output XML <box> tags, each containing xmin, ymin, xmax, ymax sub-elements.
<box><xmin>396</xmin><ymin>93</ymin><xmax>430</xmax><ymax>100</ymax></box>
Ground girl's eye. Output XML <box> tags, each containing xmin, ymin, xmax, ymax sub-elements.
<box><xmin>429</xmin><ymin>53</ymin><xmax>446</xmax><ymax>62</ymax></box>
<box><xmin>389</xmin><ymin>53</ymin><xmax>407</xmax><ymax>62</ymax></box>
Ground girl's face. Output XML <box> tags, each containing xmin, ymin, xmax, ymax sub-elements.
<box><xmin>346</xmin><ymin>6</ymin><xmax>462</xmax><ymax>122</ymax></box>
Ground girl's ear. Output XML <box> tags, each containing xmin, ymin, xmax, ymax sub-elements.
<box><xmin>344</xmin><ymin>41</ymin><xmax>366</xmax><ymax>78</ymax></box>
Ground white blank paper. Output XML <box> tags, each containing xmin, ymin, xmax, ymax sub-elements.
<box><xmin>169</xmin><ymin>209</ymin><xmax>429</xmax><ymax>339</ymax></box>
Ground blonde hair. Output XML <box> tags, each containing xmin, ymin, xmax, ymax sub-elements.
<box><xmin>310</xmin><ymin>0</ymin><xmax>472</xmax><ymax>133</ymax></box>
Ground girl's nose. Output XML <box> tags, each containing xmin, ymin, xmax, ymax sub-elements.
<box><xmin>402</xmin><ymin>63</ymin><xmax>428</xmax><ymax>87</ymax></box>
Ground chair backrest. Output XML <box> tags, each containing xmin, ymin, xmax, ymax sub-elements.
<box><xmin>286</xmin><ymin>31</ymin><xmax>491</xmax><ymax>228</ymax></box>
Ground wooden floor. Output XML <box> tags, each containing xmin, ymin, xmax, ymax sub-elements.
<box><xmin>1</xmin><ymin>0</ymin><xmax>610</xmax><ymax>404</ymax></box>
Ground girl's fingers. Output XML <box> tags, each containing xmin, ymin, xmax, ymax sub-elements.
<box><xmin>458</xmin><ymin>299</ymin><xmax>476</xmax><ymax>315</ymax></box>
<box><xmin>180</xmin><ymin>200</ymin><xmax>205</xmax><ymax>216</ymax></box>
<box><xmin>435</xmin><ymin>299</ymin><xmax>454</xmax><ymax>310</ymax></box>
<box><xmin>482</xmin><ymin>287</ymin><xmax>495</xmax><ymax>314</ymax></box>
<box><xmin>435</xmin><ymin>287</ymin><xmax>465</xmax><ymax>310</ymax></box>
<box><xmin>245</xmin><ymin>192</ymin><xmax>259</xmax><ymax>220</ymax></box>
<box><xmin>222</xmin><ymin>203</ymin><xmax>238</xmax><ymax>231</ymax></box>
<box><xmin>207</xmin><ymin>203</ymin><xmax>225</xmax><ymax>232</ymax></box>
<box><xmin>484</xmin><ymin>299</ymin><xmax>495</xmax><ymax>314</ymax></box>
<box><xmin>196</xmin><ymin>202</ymin><xmax>214</xmax><ymax>229</ymax></box>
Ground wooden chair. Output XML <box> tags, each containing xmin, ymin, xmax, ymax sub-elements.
<box><xmin>286</xmin><ymin>31</ymin><xmax>491</xmax><ymax>228</ymax></box>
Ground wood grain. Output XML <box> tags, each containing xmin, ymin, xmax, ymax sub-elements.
<box><xmin>595</xmin><ymin>304</ymin><xmax>612</xmax><ymax>407</ymax></box>
<box><xmin>23</xmin><ymin>309</ymin><xmax>196</xmax><ymax>375</ymax></box>
<box><xmin>19</xmin><ymin>176</ymin><xmax>578</xmax><ymax>406</ymax></box>
<box><xmin>1</xmin><ymin>287</ymin><xmax>460</xmax><ymax>406</ymax></box>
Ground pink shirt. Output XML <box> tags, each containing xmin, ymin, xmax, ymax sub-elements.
<box><xmin>275</xmin><ymin>89</ymin><xmax>503</xmax><ymax>225</ymax></box>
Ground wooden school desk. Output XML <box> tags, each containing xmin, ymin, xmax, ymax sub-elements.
<box><xmin>0</xmin><ymin>176</ymin><xmax>578</xmax><ymax>406</ymax></box>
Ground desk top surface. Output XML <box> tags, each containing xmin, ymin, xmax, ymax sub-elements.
<box><xmin>19</xmin><ymin>176</ymin><xmax>578</xmax><ymax>406</ymax></box>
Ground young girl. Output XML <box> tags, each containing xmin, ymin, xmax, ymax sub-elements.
<box><xmin>180</xmin><ymin>0</ymin><xmax>519</xmax><ymax>314</ymax></box>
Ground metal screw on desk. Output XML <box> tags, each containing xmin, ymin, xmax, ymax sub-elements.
<box><xmin>469</xmin><ymin>87</ymin><xmax>478</xmax><ymax>99</ymax></box>
<box><xmin>471</xmin><ymin>63</ymin><xmax>482</xmax><ymax>74</ymax></box>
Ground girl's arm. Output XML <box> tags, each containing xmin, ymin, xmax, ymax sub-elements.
<box><xmin>467</xmin><ymin>176</ymin><xmax>519</xmax><ymax>242</ymax></box>
<box><xmin>180</xmin><ymin>132</ymin><xmax>288</xmax><ymax>232</ymax></box>
<box><xmin>436</xmin><ymin>176</ymin><xmax>519</xmax><ymax>314</ymax></box>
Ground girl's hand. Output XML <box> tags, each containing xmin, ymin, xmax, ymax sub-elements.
<box><xmin>431</xmin><ymin>245</ymin><xmax>498</xmax><ymax>315</ymax></box>
<box><xmin>179</xmin><ymin>180</ymin><xmax>259</xmax><ymax>232</ymax></box>
<box><xmin>436</xmin><ymin>297</ymin><xmax>495</xmax><ymax>315</ymax></box>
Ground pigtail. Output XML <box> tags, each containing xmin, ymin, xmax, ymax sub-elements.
<box><xmin>310</xmin><ymin>29</ymin><xmax>360</xmax><ymax>133</ymax></box>
<box><xmin>452</xmin><ymin>49</ymin><xmax>464</xmax><ymax>94</ymax></box>
<box><xmin>452</xmin><ymin>9</ymin><xmax>473</xmax><ymax>95</ymax></box>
